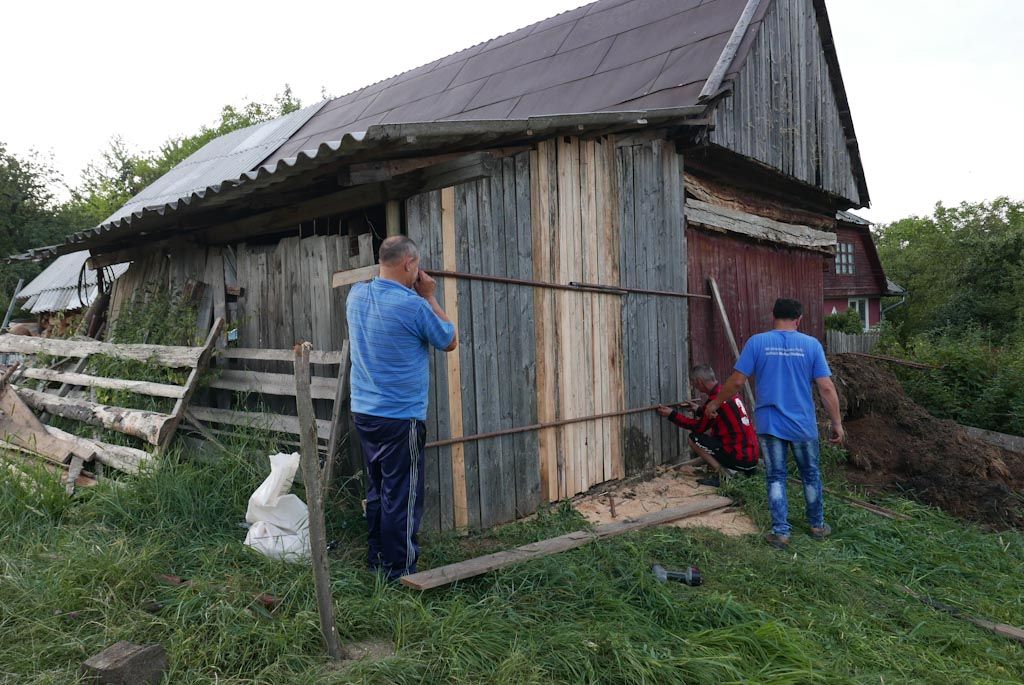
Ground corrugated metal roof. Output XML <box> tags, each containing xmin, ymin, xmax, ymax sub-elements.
<box><xmin>102</xmin><ymin>101</ymin><xmax>326</xmax><ymax>227</ymax></box>
<box><xmin>17</xmin><ymin>251</ymin><xmax>129</xmax><ymax>314</ymax></box>
<box><xmin>837</xmin><ymin>210</ymin><xmax>870</xmax><ymax>226</ymax></box>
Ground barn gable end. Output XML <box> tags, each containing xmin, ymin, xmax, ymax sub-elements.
<box><xmin>709</xmin><ymin>0</ymin><xmax>866</xmax><ymax>207</ymax></box>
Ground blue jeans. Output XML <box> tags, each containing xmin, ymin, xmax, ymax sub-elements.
<box><xmin>759</xmin><ymin>435</ymin><xmax>825</xmax><ymax>537</ymax></box>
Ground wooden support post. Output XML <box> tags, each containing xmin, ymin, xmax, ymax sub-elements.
<box><xmin>707</xmin><ymin>277</ymin><xmax>757</xmax><ymax>413</ymax></box>
<box><xmin>385</xmin><ymin>200</ymin><xmax>401</xmax><ymax>236</ymax></box>
<box><xmin>294</xmin><ymin>342</ymin><xmax>345</xmax><ymax>661</ymax></box>
<box><xmin>321</xmin><ymin>340</ymin><xmax>350</xmax><ymax>496</ymax></box>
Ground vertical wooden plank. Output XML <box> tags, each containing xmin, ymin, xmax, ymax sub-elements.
<box><xmin>403</xmin><ymin>194</ymin><xmax>435</xmax><ymax>532</ymax></box>
<box><xmin>605</xmin><ymin>137</ymin><xmax>625</xmax><ymax>479</ymax></box>
<box><xmin>593</xmin><ymin>138</ymin><xmax>612</xmax><ymax>483</ymax></box>
<box><xmin>531</xmin><ymin>143</ymin><xmax>558</xmax><ymax>504</ymax></box>
<box><xmin>617</xmin><ymin>144</ymin><xmax>641</xmax><ymax>477</ymax></box>
<box><xmin>426</xmin><ymin>191</ymin><xmax>454</xmax><ymax>531</ymax></box>
<box><xmin>555</xmin><ymin>137</ymin><xmax>576</xmax><ymax>496</ymax></box>
<box><xmin>488</xmin><ymin>165</ymin><xmax>517</xmax><ymax>525</ymax></box>
<box><xmin>467</xmin><ymin>179</ymin><xmax>505</xmax><ymax>528</ymax></box>
<box><xmin>455</xmin><ymin>183</ymin><xmax>481</xmax><ymax>529</ymax></box>
<box><xmin>385</xmin><ymin>200</ymin><xmax>401</xmax><ymax>237</ymax></box>
<box><xmin>579</xmin><ymin>138</ymin><xmax>602</xmax><ymax>489</ymax></box>
<box><xmin>511</xmin><ymin>151</ymin><xmax>539</xmax><ymax>516</ymax></box>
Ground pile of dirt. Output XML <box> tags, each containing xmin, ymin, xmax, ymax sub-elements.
<box><xmin>828</xmin><ymin>354</ymin><xmax>1024</xmax><ymax>529</ymax></box>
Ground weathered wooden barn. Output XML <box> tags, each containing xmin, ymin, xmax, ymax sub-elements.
<box><xmin>26</xmin><ymin>0</ymin><xmax>868</xmax><ymax>530</ymax></box>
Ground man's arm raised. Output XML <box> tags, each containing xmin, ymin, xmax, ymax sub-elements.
<box><xmin>703</xmin><ymin>370</ymin><xmax>748</xmax><ymax>419</ymax></box>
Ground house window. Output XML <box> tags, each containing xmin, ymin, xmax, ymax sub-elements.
<box><xmin>836</xmin><ymin>242</ymin><xmax>855</xmax><ymax>274</ymax></box>
<box><xmin>848</xmin><ymin>297</ymin><xmax>869</xmax><ymax>331</ymax></box>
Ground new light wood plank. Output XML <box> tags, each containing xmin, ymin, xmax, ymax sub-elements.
<box><xmin>331</xmin><ymin>264</ymin><xmax>380</xmax><ymax>289</ymax></box>
<box><xmin>441</xmin><ymin>186</ymin><xmax>469</xmax><ymax>529</ymax></box>
<box><xmin>400</xmin><ymin>496</ymin><xmax>731</xmax><ymax>590</ymax></box>
<box><xmin>531</xmin><ymin>144</ymin><xmax>558</xmax><ymax>504</ymax></box>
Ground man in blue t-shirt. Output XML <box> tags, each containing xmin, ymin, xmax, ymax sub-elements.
<box><xmin>705</xmin><ymin>298</ymin><xmax>844</xmax><ymax>550</ymax></box>
<box><xmin>347</xmin><ymin>235</ymin><xmax>457</xmax><ymax>580</ymax></box>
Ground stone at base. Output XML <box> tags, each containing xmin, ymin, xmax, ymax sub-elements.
<box><xmin>81</xmin><ymin>642</ymin><xmax>168</xmax><ymax>685</ymax></box>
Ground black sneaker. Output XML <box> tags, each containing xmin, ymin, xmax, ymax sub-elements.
<box><xmin>697</xmin><ymin>474</ymin><xmax>721</xmax><ymax>487</ymax></box>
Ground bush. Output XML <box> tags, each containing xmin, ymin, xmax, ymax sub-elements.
<box><xmin>824</xmin><ymin>308</ymin><xmax>864</xmax><ymax>334</ymax></box>
<box><xmin>877</xmin><ymin>326</ymin><xmax>1024</xmax><ymax>436</ymax></box>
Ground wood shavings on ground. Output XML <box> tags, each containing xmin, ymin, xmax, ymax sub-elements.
<box><xmin>574</xmin><ymin>467</ymin><xmax>758</xmax><ymax>536</ymax></box>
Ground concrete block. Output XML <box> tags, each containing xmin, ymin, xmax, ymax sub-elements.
<box><xmin>81</xmin><ymin>642</ymin><xmax>168</xmax><ymax>685</ymax></box>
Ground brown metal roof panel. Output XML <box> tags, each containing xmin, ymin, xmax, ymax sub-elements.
<box><xmin>464</xmin><ymin>37</ymin><xmax>616</xmax><ymax>112</ymax></box>
<box><xmin>441</xmin><ymin>99</ymin><xmax>521</xmax><ymax>121</ymax></box>
<box><xmin>362</xmin><ymin>63</ymin><xmax>466</xmax><ymax>118</ymax></box>
<box><xmin>647</xmin><ymin>34</ymin><xmax>731</xmax><ymax>92</ymax></box>
<box><xmin>378</xmin><ymin>80</ymin><xmax>489</xmax><ymax>124</ymax></box>
<box><xmin>596</xmin><ymin>0</ymin><xmax>747</xmax><ymax>73</ymax></box>
<box><xmin>450</xmin><ymin>22</ymin><xmax>577</xmax><ymax>88</ymax></box>
<box><xmin>506</xmin><ymin>53</ymin><xmax>668</xmax><ymax>117</ymax></box>
<box><xmin>607</xmin><ymin>82</ymin><xmax>705</xmax><ymax>111</ymax></box>
<box><xmin>560</xmin><ymin>0</ymin><xmax>703</xmax><ymax>53</ymax></box>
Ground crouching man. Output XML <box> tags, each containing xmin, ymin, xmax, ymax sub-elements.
<box><xmin>346</xmin><ymin>236</ymin><xmax>458</xmax><ymax>581</ymax></box>
<box><xmin>655</xmin><ymin>364</ymin><xmax>759</xmax><ymax>487</ymax></box>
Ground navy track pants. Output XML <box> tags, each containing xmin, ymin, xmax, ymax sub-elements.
<box><xmin>353</xmin><ymin>413</ymin><xmax>426</xmax><ymax>580</ymax></box>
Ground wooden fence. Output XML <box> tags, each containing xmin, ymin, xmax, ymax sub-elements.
<box><xmin>826</xmin><ymin>330</ymin><xmax>879</xmax><ymax>354</ymax></box>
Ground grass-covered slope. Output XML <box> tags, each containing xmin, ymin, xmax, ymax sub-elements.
<box><xmin>1</xmin><ymin>440</ymin><xmax>1022</xmax><ymax>684</ymax></box>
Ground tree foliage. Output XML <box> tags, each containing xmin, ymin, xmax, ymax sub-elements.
<box><xmin>0</xmin><ymin>87</ymin><xmax>304</xmax><ymax>311</ymax></box>
<box><xmin>875</xmin><ymin>198</ymin><xmax>1024</xmax><ymax>341</ymax></box>
<box><xmin>67</xmin><ymin>85</ymin><xmax>303</xmax><ymax>226</ymax></box>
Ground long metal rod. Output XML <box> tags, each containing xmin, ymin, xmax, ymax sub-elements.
<box><xmin>2</xmin><ymin>278</ymin><xmax>24</xmax><ymax>331</ymax></box>
<box><xmin>430</xmin><ymin>269</ymin><xmax>709</xmax><ymax>300</ymax></box>
<box><xmin>425</xmin><ymin>400</ymin><xmax>696</xmax><ymax>449</ymax></box>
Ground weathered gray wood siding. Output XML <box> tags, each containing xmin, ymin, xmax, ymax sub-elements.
<box><xmin>617</xmin><ymin>138</ymin><xmax>689</xmax><ymax>475</ymax></box>
<box><xmin>710</xmin><ymin>0</ymin><xmax>862</xmax><ymax>205</ymax></box>
<box><xmin>406</xmin><ymin>152</ymin><xmax>539</xmax><ymax>532</ymax></box>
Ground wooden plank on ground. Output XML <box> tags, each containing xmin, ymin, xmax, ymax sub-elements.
<box><xmin>400</xmin><ymin>496</ymin><xmax>731</xmax><ymax>590</ymax></box>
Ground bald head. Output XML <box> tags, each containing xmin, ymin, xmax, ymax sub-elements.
<box><xmin>379</xmin><ymin>236</ymin><xmax>420</xmax><ymax>266</ymax></box>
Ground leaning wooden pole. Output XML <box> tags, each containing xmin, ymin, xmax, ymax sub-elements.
<box><xmin>707</xmin><ymin>277</ymin><xmax>757</xmax><ymax>414</ymax></box>
<box><xmin>294</xmin><ymin>342</ymin><xmax>345</xmax><ymax>661</ymax></box>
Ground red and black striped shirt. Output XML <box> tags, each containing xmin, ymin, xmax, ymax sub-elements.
<box><xmin>668</xmin><ymin>383</ymin><xmax>759</xmax><ymax>465</ymax></box>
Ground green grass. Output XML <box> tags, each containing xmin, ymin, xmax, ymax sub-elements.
<box><xmin>1</xmin><ymin>440</ymin><xmax>1022</xmax><ymax>684</ymax></box>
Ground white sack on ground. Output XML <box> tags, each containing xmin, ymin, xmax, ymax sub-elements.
<box><xmin>243</xmin><ymin>452</ymin><xmax>310</xmax><ymax>561</ymax></box>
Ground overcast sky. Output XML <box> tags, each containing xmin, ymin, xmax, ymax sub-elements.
<box><xmin>2</xmin><ymin>0</ymin><xmax>1021</xmax><ymax>224</ymax></box>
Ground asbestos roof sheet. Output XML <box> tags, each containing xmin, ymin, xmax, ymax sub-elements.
<box><xmin>837</xmin><ymin>210</ymin><xmax>870</xmax><ymax>226</ymax></box>
<box><xmin>17</xmin><ymin>251</ymin><xmax>129</xmax><ymax>314</ymax></box>
<box><xmin>101</xmin><ymin>101</ymin><xmax>326</xmax><ymax>227</ymax></box>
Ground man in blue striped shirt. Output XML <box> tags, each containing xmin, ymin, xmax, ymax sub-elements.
<box><xmin>347</xmin><ymin>235</ymin><xmax>457</xmax><ymax>580</ymax></box>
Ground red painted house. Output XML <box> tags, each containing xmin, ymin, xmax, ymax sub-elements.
<box><xmin>823</xmin><ymin>210</ymin><xmax>900</xmax><ymax>330</ymax></box>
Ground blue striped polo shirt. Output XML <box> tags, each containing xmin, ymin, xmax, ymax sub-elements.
<box><xmin>346</xmin><ymin>277</ymin><xmax>455</xmax><ymax>420</ymax></box>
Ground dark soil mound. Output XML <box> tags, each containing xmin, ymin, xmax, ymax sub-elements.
<box><xmin>828</xmin><ymin>354</ymin><xmax>1024</xmax><ymax>529</ymax></box>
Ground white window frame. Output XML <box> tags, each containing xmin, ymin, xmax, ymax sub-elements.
<box><xmin>835</xmin><ymin>242</ymin><xmax>855</xmax><ymax>275</ymax></box>
<box><xmin>848</xmin><ymin>297</ymin><xmax>869</xmax><ymax>331</ymax></box>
